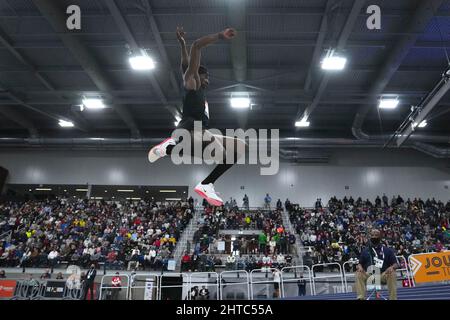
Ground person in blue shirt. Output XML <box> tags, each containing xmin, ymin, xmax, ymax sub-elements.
<box><xmin>355</xmin><ymin>229</ymin><xmax>398</xmax><ymax>300</ymax></box>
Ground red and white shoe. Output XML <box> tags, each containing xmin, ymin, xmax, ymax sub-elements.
<box><xmin>194</xmin><ymin>182</ymin><xmax>223</xmax><ymax>207</ymax></box>
<box><xmin>148</xmin><ymin>137</ymin><xmax>176</xmax><ymax>163</ymax></box>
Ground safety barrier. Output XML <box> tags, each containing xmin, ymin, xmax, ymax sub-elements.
<box><xmin>280</xmin><ymin>265</ymin><xmax>312</xmax><ymax>298</ymax></box>
<box><xmin>219</xmin><ymin>270</ymin><xmax>250</xmax><ymax>300</ymax></box>
<box><xmin>127</xmin><ymin>273</ymin><xmax>159</xmax><ymax>300</ymax></box>
<box><xmin>311</xmin><ymin>263</ymin><xmax>345</xmax><ymax>295</ymax></box>
<box><xmin>62</xmin><ymin>285</ymin><xmax>83</xmax><ymax>300</ymax></box>
<box><xmin>249</xmin><ymin>268</ymin><xmax>282</xmax><ymax>299</ymax></box>
<box><xmin>98</xmin><ymin>274</ymin><xmax>130</xmax><ymax>300</ymax></box>
<box><xmin>342</xmin><ymin>260</ymin><xmax>357</xmax><ymax>292</ymax></box>
<box><xmin>92</xmin><ymin>260</ymin><xmax>420</xmax><ymax>300</ymax></box>
<box><xmin>396</xmin><ymin>255</ymin><xmax>413</xmax><ymax>286</ymax></box>
<box><xmin>158</xmin><ymin>272</ymin><xmax>190</xmax><ymax>300</ymax></box>
<box><xmin>10</xmin><ymin>279</ymin><xmax>44</xmax><ymax>300</ymax></box>
<box><xmin>189</xmin><ymin>272</ymin><xmax>219</xmax><ymax>300</ymax></box>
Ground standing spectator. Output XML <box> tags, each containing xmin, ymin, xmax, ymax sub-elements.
<box><xmin>315</xmin><ymin>198</ymin><xmax>322</xmax><ymax>209</ymax></box>
<box><xmin>48</xmin><ymin>248</ymin><xmax>59</xmax><ymax>272</ymax></box>
<box><xmin>382</xmin><ymin>193</ymin><xmax>388</xmax><ymax>207</ymax></box>
<box><xmin>243</xmin><ymin>194</ymin><xmax>249</xmax><ymax>210</ymax></box>
<box><xmin>297</xmin><ymin>276</ymin><xmax>306</xmax><ymax>296</ymax></box>
<box><xmin>232</xmin><ymin>237</ymin><xmax>241</xmax><ymax>256</ymax></box>
<box><xmin>264</xmin><ymin>194</ymin><xmax>272</xmax><ymax>209</ymax></box>
<box><xmin>83</xmin><ymin>264</ymin><xmax>97</xmax><ymax>300</ymax></box>
<box><xmin>258</xmin><ymin>232</ymin><xmax>267</xmax><ymax>254</ymax></box>
<box><xmin>276</xmin><ymin>199</ymin><xmax>282</xmax><ymax>210</ymax></box>
<box><xmin>272</xmin><ymin>269</ymin><xmax>281</xmax><ymax>298</ymax></box>
<box><xmin>285</xmin><ymin>199</ymin><xmax>291</xmax><ymax>211</ymax></box>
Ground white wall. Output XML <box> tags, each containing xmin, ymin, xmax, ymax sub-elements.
<box><xmin>1</xmin><ymin>148</ymin><xmax>449</xmax><ymax>206</ymax></box>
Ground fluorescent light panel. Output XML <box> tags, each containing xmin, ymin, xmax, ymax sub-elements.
<box><xmin>418</xmin><ymin>120</ymin><xmax>427</xmax><ymax>128</ymax></box>
<box><xmin>230</xmin><ymin>97</ymin><xmax>251</xmax><ymax>109</ymax></box>
<box><xmin>117</xmin><ymin>189</ymin><xmax>134</xmax><ymax>192</ymax></box>
<box><xmin>35</xmin><ymin>188</ymin><xmax>52</xmax><ymax>191</ymax></box>
<box><xmin>295</xmin><ymin>118</ymin><xmax>310</xmax><ymax>128</ymax></box>
<box><xmin>82</xmin><ymin>98</ymin><xmax>106</xmax><ymax>110</ymax></box>
<box><xmin>321</xmin><ymin>55</ymin><xmax>347</xmax><ymax>71</ymax></box>
<box><xmin>159</xmin><ymin>190</ymin><xmax>177</xmax><ymax>193</ymax></box>
<box><xmin>413</xmin><ymin>120</ymin><xmax>427</xmax><ymax>128</ymax></box>
<box><xmin>58</xmin><ymin>120</ymin><xmax>74</xmax><ymax>128</ymax></box>
<box><xmin>129</xmin><ymin>55</ymin><xmax>155</xmax><ymax>71</ymax></box>
<box><xmin>76</xmin><ymin>189</ymin><xmax>88</xmax><ymax>192</ymax></box>
<box><xmin>166</xmin><ymin>198</ymin><xmax>182</xmax><ymax>201</ymax></box>
<box><xmin>378</xmin><ymin>98</ymin><xmax>399</xmax><ymax>109</ymax></box>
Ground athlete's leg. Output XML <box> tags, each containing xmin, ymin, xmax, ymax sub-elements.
<box><xmin>194</xmin><ymin>133</ymin><xmax>246</xmax><ymax>206</ymax></box>
<box><xmin>202</xmin><ymin>134</ymin><xmax>245</xmax><ymax>184</ymax></box>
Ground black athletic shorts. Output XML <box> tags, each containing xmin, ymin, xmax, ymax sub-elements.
<box><xmin>177</xmin><ymin>116</ymin><xmax>209</xmax><ymax>131</ymax></box>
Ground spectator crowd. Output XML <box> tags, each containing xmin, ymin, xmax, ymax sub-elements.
<box><xmin>289</xmin><ymin>195</ymin><xmax>450</xmax><ymax>269</ymax></box>
<box><xmin>0</xmin><ymin>197</ymin><xmax>194</xmax><ymax>272</ymax></box>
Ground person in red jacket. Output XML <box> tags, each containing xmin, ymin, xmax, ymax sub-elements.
<box><xmin>181</xmin><ymin>251</ymin><xmax>192</xmax><ymax>272</ymax></box>
<box><xmin>110</xmin><ymin>272</ymin><xmax>122</xmax><ymax>300</ymax></box>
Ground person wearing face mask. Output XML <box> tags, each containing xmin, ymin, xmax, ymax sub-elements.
<box><xmin>355</xmin><ymin>229</ymin><xmax>398</xmax><ymax>300</ymax></box>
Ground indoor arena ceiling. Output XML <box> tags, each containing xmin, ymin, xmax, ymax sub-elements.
<box><xmin>0</xmin><ymin>0</ymin><xmax>450</xmax><ymax>153</ymax></box>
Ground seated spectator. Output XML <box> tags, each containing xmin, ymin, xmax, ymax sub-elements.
<box><xmin>198</xmin><ymin>286</ymin><xmax>210</xmax><ymax>300</ymax></box>
<box><xmin>355</xmin><ymin>229</ymin><xmax>397</xmax><ymax>300</ymax></box>
<box><xmin>110</xmin><ymin>272</ymin><xmax>122</xmax><ymax>300</ymax></box>
<box><xmin>56</xmin><ymin>272</ymin><xmax>64</xmax><ymax>280</ymax></box>
<box><xmin>40</xmin><ymin>269</ymin><xmax>51</xmax><ymax>279</ymax></box>
<box><xmin>0</xmin><ymin>269</ymin><xmax>5</xmax><ymax>278</ymax></box>
<box><xmin>181</xmin><ymin>252</ymin><xmax>192</xmax><ymax>272</ymax></box>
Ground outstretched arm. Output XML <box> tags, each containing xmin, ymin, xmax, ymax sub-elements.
<box><xmin>176</xmin><ymin>27</ymin><xmax>189</xmax><ymax>73</ymax></box>
<box><xmin>184</xmin><ymin>28</ymin><xmax>236</xmax><ymax>90</ymax></box>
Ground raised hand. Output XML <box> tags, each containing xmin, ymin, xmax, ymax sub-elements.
<box><xmin>221</xmin><ymin>28</ymin><xmax>237</xmax><ymax>40</ymax></box>
<box><xmin>176</xmin><ymin>26</ymin><xmax>186</xmax><ymax>45</ymax></box>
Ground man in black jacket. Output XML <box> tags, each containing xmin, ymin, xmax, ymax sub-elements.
<box><xmin>83</xmin><ymin>264</ymin><xmax>97</xmax><ymax>300</ymax></box>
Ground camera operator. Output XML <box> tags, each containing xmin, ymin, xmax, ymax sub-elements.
<box><xmin>355</xmin><ymin>229</ymin><xmax>398</xmax><ymax>300</ymax></box>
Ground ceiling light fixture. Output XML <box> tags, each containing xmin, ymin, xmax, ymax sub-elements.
<box><xmin>129</xmin><ymin>54</ymin><xmax>155</xmax><ymax>71</ymax></box>
<box><xmin>321</xmin><ymin>49</ymin><xmax>347</xmax><ymax>71</ymax></box>
<box><xmin>58</xmin><ymin>119</ymin><xmax>74</xmax><ymax>128</ymax></box>
<box><xmin>82</xmin><ymin>98</ymin><xmax>106</xmax><ymax>110</ymax></box>
<box><xmin>378</xmin><ymin>97</ymin><xmax>399</xmax><ymax>109</ymax></box>
<box><xmin>295</xmin><ymin>117</ymin><xmax>310</xmax><ymax>128</ymax></box>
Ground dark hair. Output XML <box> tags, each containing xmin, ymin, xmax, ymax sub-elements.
<box><xmin>198</xmin><ymin>65</ymin><xmax>208</xmax><ymax>75</ymax></box>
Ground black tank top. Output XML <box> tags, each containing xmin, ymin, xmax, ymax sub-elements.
<box><xmin>182</xmin><ymin>88</ymin><xmax>209</xmax><ymax>127</ymax></box>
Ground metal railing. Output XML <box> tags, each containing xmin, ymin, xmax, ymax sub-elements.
<box><xmin>280</xmin><ymin>265</ymin><xmax>312</xmax><ymax>298</ymax></box>
<box><xmin>249</xmin><ymin>268</ymin><xmax>282</xmax><ymax>299</ymax></box>
<box><xmin>98</xmin><ymin>274</ymin><xmax>130</xmax><ymax>300</ymax></box>
<box><xmin>189</xmin><ymin>272</ymin><xmax>219</xmax><ymax>300</ymax></box>
<box><xmin>219</xmin><ymin>270</ymin><xmax>250</xmax><ymax>300</ymax></box>
<box><xmin>311</xmin><ymin>263</ymin><xmax>345</xmax><ymax>295</ymax></box>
